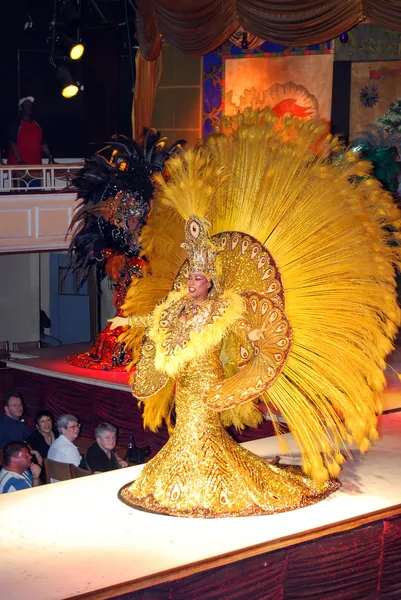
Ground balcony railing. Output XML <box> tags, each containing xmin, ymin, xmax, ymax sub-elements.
<box><xmin>0</xmin><ymin>162</ymin><xmax>82</xmax><ymax>193</ymax></box>
<box><xmin>0</xmin><ymin>161</ymin><xmax>83</xmax><ymax>253</ymax></box>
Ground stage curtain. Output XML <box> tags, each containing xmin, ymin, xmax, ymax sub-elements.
<box><xmin>136</xmin><ymin>0</ymin><xmax>401</xmax><ymax>60</ymax></box>
<box><xmin>363</xmin><ymin>0</ymin><xmax>401</xmax><ymax>31</ymax></box>
<box><xmin>111</xmin><ymin>515</ymin><xmax>401</xmax><ymax>599</ymax></box>
<box><xmin>132</xmin><ymin>50</ymin><xmax>163</xmax><ymax>140</ymax></box>
<box><xmin>0</xmin><ymin>369</ymin><xmax>279</xmax><ymax>453</ymax></box>
<box><xmin>135</xmin><ymin>0</ymin><xmax>162</xmax><ymax>62</ymax></box>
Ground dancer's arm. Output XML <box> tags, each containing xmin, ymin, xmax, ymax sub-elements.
<box><xmin>248</xmin><ymin>323</ymin><xmax>266</xmax><ymax>342</ymax></box>
<box><xmin>108</xmin><ymin>313</ymin><xmax>153</xmax><ymax>330</ymax></box>
<box><xmin>230</xmin><ymin>316</ymin><xmax>266</xmax><ymax>344</ymax></box>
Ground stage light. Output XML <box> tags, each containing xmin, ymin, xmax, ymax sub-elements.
<box><xmin>58</xmin><ymin>33</ymin><xmax>84</xmax><ymax>60</ymax></box>
<box><xmin>241</xmin><ymin>31</ymin><xmax>249</xmax><ymax>50</ymax></box>
<box><xmin>56</xmin><ymin>66</ymin><xmax>79</xmax><ymax>98</ymax></box>
<box><xmin>339</xmin><ymin>32</ymin><xmax>349</xmax><ymax>44</ymax></box>
<box><xmin>70</xmin><ymin>41</ymin><xmax>84</xmax><ymax>60</ymax></box>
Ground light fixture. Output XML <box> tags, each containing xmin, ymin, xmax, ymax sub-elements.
<box><xmin>339</xmin><ymin>32</ymin><xmax>349</xmax><ymax>44</ymax></box>
<box><xmin>241</xmin><ymin>31</ymin><xmax>249</xmax><ymax>50</ymax></box>
<box><xmin>70</xmin><ymin>42</ymin><xmax>84</xmax><ymax>60</ymax></box>
<box><xmin>57</xmin><ymin>66</ymin><xmax>79</xmax><ymax>98</ymax></box>
<box><xmin>58</xmin><ymin>33</ymin><xmax>84</xmax><ymax>60</ymax></box>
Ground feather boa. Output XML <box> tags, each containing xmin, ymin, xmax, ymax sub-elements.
<box><xmin>148</xmin><ymin>289</ymin><xmax>245</xmax><ymax>377</ymax></box>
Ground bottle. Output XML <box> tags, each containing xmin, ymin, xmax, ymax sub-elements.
<box><xmin>125</xmin><ymin>435</ymin><xmax>135</xmax><ymax>463</ymax></box>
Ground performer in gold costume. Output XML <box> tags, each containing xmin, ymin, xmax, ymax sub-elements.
<box><xmin>111</xmin><ymin>110</ymin><xmax>401</xmax><ymax>518</ymax></box>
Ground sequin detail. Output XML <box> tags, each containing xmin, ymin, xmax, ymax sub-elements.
<box><xmin>120</xmin><ymin>343</ymin><xmax>339</xmax><ymax>517</ymax></box>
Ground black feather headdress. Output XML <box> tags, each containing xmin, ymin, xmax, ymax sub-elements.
<box><xmin>67</xmin><ymin>129</ymin><xmax>184</xmax><ymax>287</ymax></box>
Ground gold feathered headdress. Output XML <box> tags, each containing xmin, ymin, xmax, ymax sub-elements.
<box><xmin>180</xmin><ymin>215</ymin><xmax>220</xmax><ymax>285</ymax></box>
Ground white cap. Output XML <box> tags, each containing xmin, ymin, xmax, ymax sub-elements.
<box><xmin>18</xmin><ymin>96</ymin><xmax>34</xmax><ymax>108</ymax></box>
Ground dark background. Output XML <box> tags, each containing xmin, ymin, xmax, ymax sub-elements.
<box><xmin>0</xmin><ymin>0</ymin><xmax>137</xmax><ymax>158</ymax></box>
<box><xmin>0</xmin><ymin>1</ymin><xmax>354</xmax><ymax>158</ymax></box>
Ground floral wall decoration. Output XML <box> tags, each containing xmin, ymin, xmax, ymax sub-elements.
<box><xmin>203</xmin><ymin>41</ymin><xmax>332</xmax><ymax>138</ymax></box>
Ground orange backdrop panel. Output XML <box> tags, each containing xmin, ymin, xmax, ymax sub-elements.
<box><xmin>224</xmin><ymin>54</ymin><xmax>334</xmax><ymax>124</ymax></box>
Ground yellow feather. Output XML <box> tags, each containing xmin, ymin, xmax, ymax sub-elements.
<box><xmin>220</xmin><ymin>403</ymin><xmax>263</xmax><ymax>430</ymax></box>
<box><xmin>122</xmin><ymin>109</ymin><xmax>401</xmax><ymax>480</ymax></box>
<box><xmin>138</xmin><ymin>378</ymin><xmax>175</xmax><ymax>434</ymax></box>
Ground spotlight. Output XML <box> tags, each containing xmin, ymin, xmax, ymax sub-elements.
<box><xmin>339</xmin><ymin>32</ymin><xmax>349</xmax><ymax>44</ymax></box>
<box><xmin>58</xmin><ymin>33</ymin><xmax>84</xmax><ymax>60</ymax></box>
<box><xmin>56</xmin><ymin>66</ymin><xmax>79</xmax><ymax>98</ymax></box>
<box><xmin>241</xmin><ymin>31</ymin><xmax>249</xmax><ymax>50</ymax></box>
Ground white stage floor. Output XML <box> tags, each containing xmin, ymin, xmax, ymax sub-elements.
<box><xmin>0</xmin><ymin>412</ymin><xmax>400</xmax><ymax>600</ymax></box>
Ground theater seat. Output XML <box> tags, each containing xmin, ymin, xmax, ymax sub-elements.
<box><xmin>71</xmin><ymin>465</ymin><xmax>92</xmax><ymax>478</ymax></box>
<box><xmin>43</xmin><ymin>458</ymin><xmax>73</xmax><ymax>484</ymax></box>
<box><xmin>12</xmin><ymin>341</ymin><xmax>41</xmax><ymax>353</ymax></box>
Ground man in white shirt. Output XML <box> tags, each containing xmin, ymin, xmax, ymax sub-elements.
<box><xmin>47</xmin><ymin>414</ymin><xmax>82</xmax><ymax>478</ymax></box>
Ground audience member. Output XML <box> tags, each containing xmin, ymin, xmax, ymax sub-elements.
<box><xmin>40</xmin><ymin>309</ymin><xmax>62</xmax><ymax>347</ymax></box>
<box><xmin>8</xmin><ymin>97</ymin><xmax>55</xmax><ymax>165</ymax></box>
<box><xmin>0</xmin><ymin>442</ymin><xmax>41</xmax><ymax>493</ymax></box>
<box><xmin>86</xmin><ymin>422</ymin><xmax>128</xmax><ymax>473</ymax></box>
<box><xmin>47</xmin><ymin>414</ymin><xmax>83</xmax><ymax>469</ymax></box>
<box><xmin>26</xmin><ymin>410</ymin><xmax>58</xmax><ymax>460</ymax></box>
<box><xmin>0</xmin><ymin>392</ymin><xmax>32</xmax><ymax>448</ymax></box>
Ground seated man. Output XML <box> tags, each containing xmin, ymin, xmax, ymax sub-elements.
<box><xmin>47</xmin><ymin>414</ymin><xmax>82</xmax><ymax>469</ymax></box>
<box><xmin>86</xmin><ymin>422</ymin><xmax>127</xmax><ymax>473</ymax></box>
<box><xmin>0</xmin><ymin>442</ymin><xmax>41</xmax><ymax>493</ymax></box>
<box><xmin>0</xmin><ymin>392</ymin><xmax>32</xmax><ymax>449</ymax></box>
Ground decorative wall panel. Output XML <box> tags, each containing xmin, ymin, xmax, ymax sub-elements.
<box><xmin>0</xmin><ymin>193</ymin><xmax>75</xmax><ymax>253</ymax></box>
<box><xmin>203</xmin><ymin>41</ymin><xmax>332</xmax><ymax>138</ymax></box>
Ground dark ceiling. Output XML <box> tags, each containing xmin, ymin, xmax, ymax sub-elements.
<box><xmin>0</xmin><ymin>1</ymin><xmax>137</xmax><ymax>157</ymax></box>
<box><xmin>0</xmin><ymin>0</ymin><xmax>136</xmax><ymax>54</ymax></box>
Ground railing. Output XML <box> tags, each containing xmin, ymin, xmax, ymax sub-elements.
<box><xmin>0</xmin><ymin>163</ymin><xmax>83</xmax><ymax>193</ymax></box>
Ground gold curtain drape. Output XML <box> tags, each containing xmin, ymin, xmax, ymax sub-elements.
<box><xmin>132</xmin><ymin>50</ymin><xmax>163</xmax><ymax>140</ymax></box>
<box><xmin>135</xmin><ymin>0</ymin><xmax>401</xmax><ymax>60</ymax></box>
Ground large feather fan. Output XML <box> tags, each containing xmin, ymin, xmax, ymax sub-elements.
<box><xmin>123</xmin><ymin>108</ymin><xmax>401</xmax><ymax>483</ymax></box>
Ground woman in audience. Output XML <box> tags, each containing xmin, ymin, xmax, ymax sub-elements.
<box><xmin>26</xmin><ymin>410</ymin><xmax>58</xmax><ymax>460</ymax></box>
<box><xmin>86</xmin><ymin>422</ymin><xmax>127</xmax><ymax>473</ymax></box>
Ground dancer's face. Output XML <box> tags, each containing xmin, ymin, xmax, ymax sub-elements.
<box><xmin>187</xmin><ymin>273</ymin><xmax>211</xmax><ymax>303</ymax></box>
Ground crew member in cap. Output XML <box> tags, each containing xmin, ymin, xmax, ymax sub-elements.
<box><xmin>8</xmin><ymin>97</ymin><xmax>55</xmax><ymax>166</ymax></box>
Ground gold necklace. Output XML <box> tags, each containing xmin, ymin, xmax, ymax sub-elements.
<box><xmin>179</xmin><ymin>298</ymin><xmax>202</xmax><ymax>320</ymax></box>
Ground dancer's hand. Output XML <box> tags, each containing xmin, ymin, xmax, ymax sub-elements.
<box><xmin>248</xmin><ymin>323</ymin><xmax>266</xmax><ymax>342</ymax></box>
<box><xmin>108</xmin><ymin>316</ymin><xmax>129</xmax><ymax>330</ymax></box>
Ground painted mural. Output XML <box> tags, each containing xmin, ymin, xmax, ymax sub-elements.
<box><xmin>203</xmin><ymin>42</ymin><xmax>333</xmax><ymax>137</ymax></box>
<box><xmin>223</xmin><ymin>54</ymin><xmax>333</xmax><ymax>122</ymax></box>
<box><xmin>350</xmin><ymin>60</ymin><xmax>401</xmax><ymax>140</ymax></box>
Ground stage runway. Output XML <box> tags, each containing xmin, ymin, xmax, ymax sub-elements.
<box><xmin>7</xmin><ymin>343</ymin><xmax>131</xmax><ymax>391</ymax></box>
<box><xmin>2</xmin><ymin>344</ymin><xmax>401</xmax><ymax>598</ymax></box>
<box><xmin>0</xmin><ymin>411</ymin><xmax>400</xmax><ymax>600</ymax></box>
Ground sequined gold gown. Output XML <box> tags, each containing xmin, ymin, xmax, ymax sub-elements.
<box><xmin>119</xmin><ymin>292</ymin><xmax>339</xmax><ymax>517</ymax></box>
